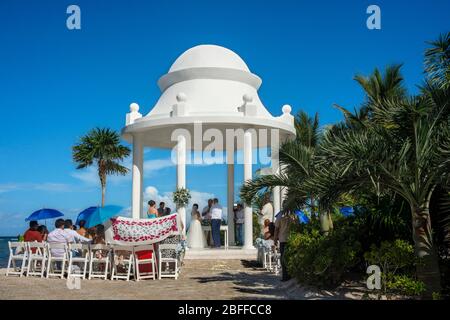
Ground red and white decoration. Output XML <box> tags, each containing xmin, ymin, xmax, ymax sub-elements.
<box><xmin>105</xmin><ymin>213</ymin><xmax>182</xmax><ymax>245</ymax></box>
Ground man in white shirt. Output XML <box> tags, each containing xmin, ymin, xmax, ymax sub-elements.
<box><xmin>210</xmin><ymin>198</ymin><xmax>223</xmax><ymax>248</ymax></box>
<box><xmin>47</xmin><ymin>219</ymin><xmax>91</xmax><ymax>257</ymax></box>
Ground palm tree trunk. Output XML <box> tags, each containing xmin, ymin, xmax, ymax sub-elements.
<box><xmin>98</xmin><ymin>168</ymin><xmax>106</xmax><ymax>207</ymax></box>
<box><xmin>412</xmin><ymin>202</ymin><xmax>441</xmax><ymax>296</ymax></box>
<box><xmin>319</xmin><ymin>210</ymin><xmax>333</xmax><ymax>235</ymax></box>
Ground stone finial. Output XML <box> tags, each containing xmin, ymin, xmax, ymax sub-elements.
<box><xmin>239</xmin><ymin>94</ymin><xmax>257</xmax><ymax>116</ymax></box>
<box><xmin>176</xmin><ymin>92</ymin><xmax>187</xmax><ymax>102</ymax></box>
<box><xmin>130</xmin><ymin>102</ymin><xmax>140</xmax><ymax>112</ymax></box>
<box><xmin>282</xmin><ymin>104</ymin><xmax>292</xmax><ymax>114</ymax></box>
<box><xmin>243</xmin><ymin>94</ymin><xmax>253</xmax><ymax>104</ymax></box>
<box><xmin>126</xmin><ymin>102</ymin><xmax>142</xmax><ymax>125</ymax></box>
<box><xmin>172</xmin><ymin>92</ymin><xmax>189</xmax><ymax>117</ymax></box>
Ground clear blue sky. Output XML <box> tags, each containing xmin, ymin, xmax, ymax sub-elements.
<box><xmin>0</xmin><ymin>0</ymin><xmax>448</xmax><ymax>235</ymax></box>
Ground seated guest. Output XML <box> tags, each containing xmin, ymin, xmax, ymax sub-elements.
<box><xmin>37</xmin><ymin>225</ymin><xmax>49</xmax><ymax>241</ymax></box>
<box><xmin>92</xmin><ymin>224</ymin><xmax>106</xmax><ymax>245</ymax></box>
<box><xmin>23</xmin><ymin>221</ymin><xmax>43</xmax><ymax>243</ymax></box>
<box><xmin>164</xmin><ymin>207</ymin><xmax>172</xmax><ymax>216</ymax></box>
<box><xmin>264</xmin><ymin>221</ymin><xmax>275</xmax><ymax>241</ymax></box>
<box><xmin>47</xmin><ymin>219</ymin><xmax>71</xmax><ymax>257</ymax></box>
<box><xmin>77</xmin><ymin>220</ymin><xmax>88</xmax><ymax>237</ymax></box>
<box><xmin>63</xmin><ymin>219</ymin><xmax>91</xmax><ymax>243</ymax></box>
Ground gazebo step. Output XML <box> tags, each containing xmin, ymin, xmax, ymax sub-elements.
<box><xmin>184</xmin><ymin>247</ymin><xmax>257</xmax><ymax>260</ymax></box>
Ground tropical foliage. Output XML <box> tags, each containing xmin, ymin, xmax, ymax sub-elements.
<box><xmin>72</xmin><ymin>128</ymin><xmax>130</xmax><ymax>207</ymax></box>
<box><xmin>241</xmin><ymin>32</ymin><xmax>450</xmax><ymax>297</ymax></box>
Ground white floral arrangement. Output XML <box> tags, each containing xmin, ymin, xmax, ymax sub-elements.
<box><xmin>172</xmin><ymin>187</ymin><xmax>191</xmax><ymax>208</ymax></box>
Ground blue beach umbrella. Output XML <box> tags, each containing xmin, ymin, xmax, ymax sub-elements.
<box><xmin>294</xmin><ymin>210</ymin><xmax>310</xmax><ymax>224</ymax></box>
<box><xmin>85</xmin><ymin>205</ymin><xmax>123</xmax><ymax>228</ymax></box>
<box><xmin>340</xmin><ymin>206</ymin><xmax>354</xmax><ymax>217</ymax></box>
<box><xmin>25</xmin><ymin>208</ymin><xmax>64</xmax><ymax>222</ymax></box>
<box><xmin>75</xmin><ymin>206</ymin><xmax>97</xmax><ymax>225</ymax></box>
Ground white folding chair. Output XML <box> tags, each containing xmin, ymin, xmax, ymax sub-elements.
<box><xmin>26</xmin><ymin>242</ymin><xmax>47</xmax><ymax>277</ymax></box>
<box><xmin>134</xmin><ymin>244</ymin><xmax>157</xmax><ymax>281</ymax></box>
<box><xmin>46</xmin><ymin>243</ymin><xmax>68</xmax><ymax>279</ymax></box>
<box><xmin>67</xmin><ymin>243</ymin><xmax>89</xmax><ymax>279</ymax></box>
<box><xmin>158</xmin><ymin>244</ymin><xmax>180</xmax><ymax>280</ymax></box>
<box><xmin>111</xmin><ymin>245</ymin><xmax>135</xmax><ymax>281</ymax></box>
<box><xmin>88</xmin><ymin>244</ymin><xmax>111</xmax><ymax>280</ymax></box>
<box><xmin>6</xmin><ymin>241</ymin><xmax>28</xmax><ymax>277</ymax></box>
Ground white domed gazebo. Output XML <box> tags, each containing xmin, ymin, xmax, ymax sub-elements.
<box><xmin>122</xmin><ymin>44</ymin><xmax>295</xmax><ymax>250</ymax></box>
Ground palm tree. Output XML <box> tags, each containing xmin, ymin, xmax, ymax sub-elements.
<box><xmin>315</xmin><ymin>84</ymin><xmax>450</xmax><ymax>294</ymax></box>
<box><xmin>240</xmin><ymin>111</ymin><xmax>333</xmax><ymax>231</ymax></box>
<box><xmin>425</xmin><ymin>32</ymin><xmax>450</xmax><ymax>89</ymax></box>
<box><xmin>72</xmin><ymin>128</ymin><xmax>131</xmax><ymax>207</ymax></box>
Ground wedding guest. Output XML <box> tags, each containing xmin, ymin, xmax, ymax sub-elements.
<box><xmin>274</xmin><ymin>209</ymin><xmax>295</xmax><ymax>282</ymax></box>
<box><xmin>92</xmin><ymin>224</ymin><xmax>106</xmax><ymax>245</ymax></box>
<box><xmin>235</xmin><ymin>203</ymin><xmax>245</xmax><ymax>246</ymax></box>
<box><xmin>37</xmin><ymin>225</ymin><xmax>49</xmax><ymax>241</ymax></box>
<box><xmin>157</xmin><ymin>202</ymin><xmax>166</xmax><ymax>216</ymax></box>
<box><xmin>77</xmin><ymin>220</ymin><xmax>88</xmax><ymax>237</ymax></box>
<box><xmin>164</xmin><ymin>207</ymin><xmax>172</xmax><ymax>216</ymax></box>
<box><xmin>210</xmin><ymin>198</ymin><xmax>223</xmax><ymax>248</ymax></box>
<box><xmin>47</xmin><ymin>219</ymin><xmax>70</xmax><ymax>257</ymax></box>
<box><xmin>24</xmin><ymin>221</ymin><xmax>43</xmax><ymax>253</ymax></box>
<box><xmin>147</xmin><ymin>200</ymin><xmax>158</xmax><ymax>219</ymax></box>
<box><xmin>23</xmin><ymin>221</ymin><xmax>43</xmax><ymax>243</ymax></box>
<box><xmin>63</xmin><ymin>219</ymin><xmax>91</xmax><ymax>243</ymax></box>
<box><xmin>202</xmin><ymin>199</ymin><xmax>213</xmax><ymax>220</ymax></box>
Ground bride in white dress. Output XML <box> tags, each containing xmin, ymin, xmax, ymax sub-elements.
<box><xmin>187</xmin><ymin>204</ymin><xmax>207</xmax><ymax>249</ymax></box>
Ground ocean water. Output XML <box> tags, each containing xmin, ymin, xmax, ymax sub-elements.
<box><xmin>0</xmin><ymin>237</ymin><xmax>18</xmax><ymax>267</ymax></box>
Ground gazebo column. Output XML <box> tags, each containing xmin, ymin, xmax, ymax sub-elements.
<box><xmin>131</xmin><ymin>133</ymin><xmax>144</xmax><ymax>219</ymax></box>
<box><xmin>227</xmin><ymin>163</ymin><xmax>235</xmax><ymax>246</ymax></box>
<box><xmin>177</xmin><ymin>135</ymin><xmax>187</xmax><ymax>236</ymax></box>
<box><xmin>271</xmin><ymin>143</ymin><xmax>281</xmax><ymax>218</ymax></box>
<box><xmin>280</xmin><ymin>164</ymin><xmax>287</xmax><ymax>207</ymax></box>
<box><xmin>243</xmin><ymin>131</ymin><xmax>254</xmax><ymax>249</ymax></box>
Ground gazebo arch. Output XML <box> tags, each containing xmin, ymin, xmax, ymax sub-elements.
<box><xmin>121</xmin><ymin>45</ymin><xmax>295</xmax><ymax>250</ymax></box>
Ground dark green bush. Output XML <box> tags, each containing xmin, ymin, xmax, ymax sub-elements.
<box><xmin>364</xmin><ymin>239</ymin><xmax>425</xmax><ymax>296</ymax></box>
<box><xmin>386</xmin><ymin>274</ymin><xmax>426</xmax><ymax>296</ymax></box>
<box><xmin>285</xmin><ymin>224</ymin><xmax>361</xmax><ymax>288</ymax></box>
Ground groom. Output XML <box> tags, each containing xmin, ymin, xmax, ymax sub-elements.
<box><xmin>210</xmin><ymin>198</ymin><xmax>222</xmax><ymax>248</ymax></box>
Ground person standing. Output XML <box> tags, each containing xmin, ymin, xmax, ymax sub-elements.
<box><xmin>157</xmin><ymin>202</ymin><xmax>166</xmax><ymax>216</ymax></box>
<box><xmin>147</xmin><ymin>200</ymin><xmax>158</xmax><ymax>219</ymax></box>
<box><xmin>210</xmin><ymin>198</ymin><xmax>223</xmax><ymax>248</ymax></box>
<box><xmin>274</xmin><ymin>209</ymin><xmax>294</xmax><ymax>282</ymax></box>
<box><xmin>235</xmin><ymin>203</ymin><xmax>245</xmax><ymax>246</ymax></box>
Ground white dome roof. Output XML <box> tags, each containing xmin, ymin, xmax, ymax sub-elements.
<box><xmin>169</xmin><ymin>45</ymin><xmax>250</xmax><ymax>72</ymax></box>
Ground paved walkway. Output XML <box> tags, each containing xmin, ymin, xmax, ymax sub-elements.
<box><xmin>0</xmin><ymin>260</ymin><xmax>289</xmax><ymax>300</ymax></box>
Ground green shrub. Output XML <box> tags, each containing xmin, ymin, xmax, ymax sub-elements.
<box><xmin>286</xmin><ymin>225</ymin><xmax>361</xmax><ymax>288</ymax></box>
<box><xmin>364</xmin><ymin>239</ymin><xmax>424</xmax><ymax>296</ymax></box>
<box><xmin>364</xmin><ymin>239</ymin><xmax>416</xmax><ymax>277</ymax></box>
<box><xmin>386</xmin><ymin>274</ymin><xmax>426</xmax><ymax>296</ymax></box>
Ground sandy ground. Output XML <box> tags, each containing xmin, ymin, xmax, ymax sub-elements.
<box><xmin>0</xmin><ymin>259</ymin><xmax>375</xmax><ymax>300</ymax></box>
